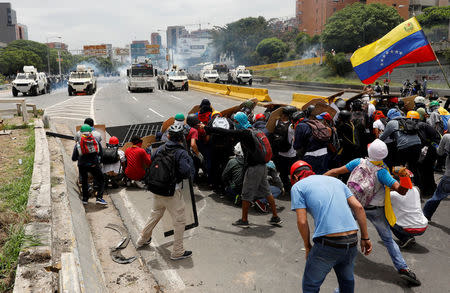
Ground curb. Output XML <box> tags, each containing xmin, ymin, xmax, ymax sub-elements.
<box><xmin>13</xmin><ymin>120</ymin><xmax>54</xmax><ymax>293</ymax></box>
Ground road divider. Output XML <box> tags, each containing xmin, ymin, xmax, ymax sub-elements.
<box><xmin>188</xmin><ymin>80</ymin><xmax>272</xmax><ymax>102</ymax></box>
<box><xmin>291</xmin><ymin>93</ymin><xmax>327</xmax><ymax>109</ymax></box>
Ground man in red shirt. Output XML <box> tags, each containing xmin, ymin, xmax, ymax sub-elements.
<box><xmin>125</xmin><ymin>136</ymin><xmax>151</xmax><ymax>184</ymax></box>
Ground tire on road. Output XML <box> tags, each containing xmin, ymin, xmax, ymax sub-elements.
<box><xmin>12</xmin><ymin>87</ymin><xmax>18</xmax><ymax>97</ymax></box>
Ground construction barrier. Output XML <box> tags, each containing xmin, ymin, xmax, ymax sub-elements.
<box><xmin>290</xmin><ymin>93</ymin><xmax>327</xmax><ymax>109</ymax></box>
<box><xmin>247</xmin><ymin>57</ymin><xmax>325</xmax><ymax>72</ymax></box>
<box><xmin>188</xmin><ymin>80</ymin><xmax>272</xmax><ymax>102</ymax></box>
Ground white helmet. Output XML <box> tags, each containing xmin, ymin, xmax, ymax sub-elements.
<box><xmin>234</xmin><ymin>143</ymin><xmax>243</xmax><ymax>157</ymax></box>
<box><xmin>414</xmin><ymin>96</ymin><xmax>426</xmax><ymax>104</ymax></box>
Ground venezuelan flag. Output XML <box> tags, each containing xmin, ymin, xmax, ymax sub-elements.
<box><xmin>351</xmin><ymin>17</ymin><xmax>436</xmax><ymax>84</ymax></box>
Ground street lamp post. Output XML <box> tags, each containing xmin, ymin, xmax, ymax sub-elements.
<box><xmin>46</xmin><ymin>35</ymin><xmax>62</xmax><ymax>76</ymax></box>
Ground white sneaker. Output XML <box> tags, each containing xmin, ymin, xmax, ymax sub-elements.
<box><xmin>135</xmin><ymin>181</ymin><xmax>146</xmax><ymax>189</ymax></box>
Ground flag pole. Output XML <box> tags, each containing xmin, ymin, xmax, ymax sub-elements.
<box><xmin>416</xmin><ymin>17</ymin><xmax>450</xmax><ymax>89</ymax></box>
<box><xmin>432</xmin><ymin>50</ymin><xmax>450</xmax><ymax>89</ymax></box>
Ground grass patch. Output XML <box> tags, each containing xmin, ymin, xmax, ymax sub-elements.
<box><xmin>0</xmin><ymin>126</ymin><xmax>35</xmax><ymax>292</ymax></box>
<box><xmin>2</xmin><ymin>123</ymin><xmax>31</xmax><ymax>130</ymax></box>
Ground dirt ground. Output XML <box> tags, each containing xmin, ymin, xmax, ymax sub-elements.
<box><xmin>0</xmin><ymin>116</ymin><xmax>34</xmax><ymax>291</ymax></box>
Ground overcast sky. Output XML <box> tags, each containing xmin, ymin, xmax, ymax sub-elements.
<box><xmin>10</xmin><ymin>0</ymin><xmax>295</xmax><ymax>51</ymax></box>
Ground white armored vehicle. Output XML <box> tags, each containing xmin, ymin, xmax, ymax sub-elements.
<box><xmin>200</xmin><ymin>64</ymin><xmax>220</xmax><ymax>83</ymax></box>
<box><xmin>163</xmin><ymin>69</ymin><xmax>189</xmax><ymax>91</ymax></box>
<box><xmin>230</xmin><ymin>65</ymin><xmax>252</xmax><ymax>85</ymax></box>
<box><xmin>12</xmin><ymin>66</ymin><xmax>49</xmax><ymax>96</ymax></box>
<box><xmin>127</xmin><ymin>59</ymin><xmax>156</xmax><ymax>92</ymax></box>
<box><xmin>68</xmin><ymin>65</ymin><xmax>97</xmax><ymax>95</ymax></box>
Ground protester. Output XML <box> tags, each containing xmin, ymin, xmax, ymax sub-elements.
<box><xmin>423</xmin><ymin>133</ymin><xmax>450</xmax><ymax>221</ymax></box>
<box><xmin>124</xmin><ymin>135</ymin><xmax>151</xmax><ymax>187</ymax></box>
<box><xmin>102</xmin><ymin>136</ymin><xmax>126</xmax><ymax>188</ymax></box>
<box><xmin>205</xmin><ymin>111</ymin><xmax>282</xmax><ymax>227</ymax></box>
<box><xmin>290</xmin><ymin>160</ymin><xmax>372</xmax><ymax>293</ymax></box>
<box><xmin>72</xmin><ymin>124</ymin><xmax>106</xmax><ymax>205</ymax></box>
<box><xmin>325</xmin><ymin>139</ymin><xmax>421</xmax><ymax>286</ymax></box>
<box><xmin>136</xmin><ymin>124</ymin><xmax>195</xmax><ymax>260</ymax></box>
<box><xmin>390</xmin><ymin>184</ymin><xmax>428</xmax><ymax>248</ymax></box>
<box><xmin>222</xmin><ymin>143</ymin><xmax>245</xmax><ymax>204</ymax></box>
<box><xmin>255</xmin><ymin>160</ymin><xmax>284</xmax><ymax>213</ymax></box>
<box><xmin>75</xmin><ymin>117</ymin><xmax>102</xmax><ymax>143</ymax></box>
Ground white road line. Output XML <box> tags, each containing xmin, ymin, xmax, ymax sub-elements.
<box><xmin>119</xmin><ymin>190</ymin><xmax>186</xmax><ymax>290</ymax></box>
<box><xmin>49</xmin><ymin>116</ymin><xmax>85</xmax><ymax>120</ymax></box>
<box><xmin>170</xmin><ymin>95</ymin><xmax>181</xmax><ymax>100</ymax></box>
<box><xmin>91</xmin><ymin>87</ymin><xmax>101</xmax><ymax>122</ymax></box>
<box><xmin>131</xmin><ymin>96</ymin><xmax>138</xmax><ymax>101</ymax></box>
<box><xmin>148</xmin><ymin>107</ymin><xmax>164</xmax><ymax>117</ymax></box>
<box><xmin>45</xmin><ymin>95</ymin><xmax>82</xmax><ymax>110</ymax></box>
<box><xmin>44</xmin><ymin>112</ymin><xmax>91</xmax><ymax>117</ymax></box>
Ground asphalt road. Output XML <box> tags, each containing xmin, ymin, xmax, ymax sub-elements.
<box><xmin>3</xmin><ymin>78</ymin><xmax>449</xmax><ymax>292</ymax></box>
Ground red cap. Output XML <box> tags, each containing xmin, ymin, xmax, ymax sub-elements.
<box><xmin>255</xmin><ymin>113</ymin><xmax>265</xmax><ymax>121</ymax></box>
<box><xmin>290</xmin><ymin>160</ymin><xmax>314</xmax><ymax>185</ymax></box>
<box><xmin>389</xmin><ymin>97</ymin><xmax>398</xmax><ymax>104</ymax></box>
<box><xmin>109</xmin><ymin>136</ymin><xmax>119</xmax><ymax>145</ymax></box>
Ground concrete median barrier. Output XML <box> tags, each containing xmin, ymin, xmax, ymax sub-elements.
<box><xmin>291</xmin><ymin>93</ymin><xmax>327</xmax><ymax>109</ymax></box>
<box><xmin>189</xmin><ymin>80</ymin><xmax>272</xmax><ymax>102</ymax></box>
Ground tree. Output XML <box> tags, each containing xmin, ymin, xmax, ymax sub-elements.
<box><xmin>256</xmin><ymin>38</ymin><xmax>288</xmax><ymax>63</ymax></box>
<box><xmin>321</xmin><ymin>3</ymin><xmax>403</xmax><ymax>53</ymax></box>
<box><xmin>295</xmin><ymin>32</ymin><xmax>312</xmax><ymax>55</ymax></box>
<box><xmin>416</xmin><ymin>6</ymin><xmax>450</xmax><ymax>28</ymax></box>
<box><xmin>0</xmin><ymin>49</ymin><xmax>43</xmax><ymax>76</ymax></box>
<box><xmin>212</xmin><ymin>17</ymin><xmax>273</xmax><ymax>65</ymax></box>
<box><xmin>325</xmin><ymin>52</ymin><xmax>353</xmax><ymax>76</ymax></box>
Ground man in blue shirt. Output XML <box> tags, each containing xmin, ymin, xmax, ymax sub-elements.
<box><xmin>324</xmin><ymin>139</ymin><xmax>421</xmax><ymax>286</ymax></box>
<box><xmin>290</xmin><ymin>160</ymin><xmax>372</xmax><ymax>293</ymax></box>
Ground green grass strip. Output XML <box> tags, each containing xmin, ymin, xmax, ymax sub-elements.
<box><xmin>0</xmin><ymin>126</ymin><xmax>35</xmax><ymax>291</ymax></box>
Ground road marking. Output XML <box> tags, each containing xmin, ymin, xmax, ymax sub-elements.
<box><xmin>119</xmin><ymin>190</ymin><xmax>186</xmax><ymax>290</ymax></box>
<box><xmin>170</xmin><ymin>95</ymin><xmax>181</xmax><ymax>100</ymax></box>
<box><xmin>44</xmin><ymin>112</ymin><xmax>91</xmax><ymax>117</ymax></box>
<box><xmin>49</xmin><ymin>116</ymin><xmax>85</xmax><ymax>121</ymax></box>
<box><xmin>131</xmin><ymin>96</ymin><xmax>138</xmax><ymax>102</ymax></box>
<box><xmin>91</xmin><ymin>87</ymin><xmax>101</xmax><ymax>122</ymax></box>
<box><xmin>148</xmin><ymin>107</ymin><xmax>164</xmax><ymax>117</ymax></box>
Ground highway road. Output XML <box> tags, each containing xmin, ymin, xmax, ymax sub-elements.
<box><xmin>2</xmin><ymin>78</ymin><xmax>448</xmax><ymax>292</ymax></box>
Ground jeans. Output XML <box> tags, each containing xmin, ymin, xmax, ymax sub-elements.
<box><xmin>304</xmin><ymin>154</ymin><xmax>328</xmax><ymax>175</ymax></box>
<box><xmin>365</xmin><ymin>207</ymin><xmax>407</xmax><ymax>271</ymax></box>
<box><xmin>303</xmin><ymin>242</ymin><xmax>357</xmax><ymax>293</ymax></box>
<box><xmin>79</xmin><ymin>165</ymin><xmax>104</xmax><ymax>201</ymax></box>
<box><xmin>390</xmin><ymin>224</ymin><xmax>414</xmax><ymax>243</ymax></box>
<box><xmin>423</xmin><ymin>175</ymin><xmax>450</xmax><ymax>220</ymax></box>
<box><xmin>260</xmin><ymin>186</ymin><xmax>281</xmax><ymax>205</ymax></box>
<box><xmin>274</xmin><ymin>155</ymin><xmax>295</xmax><ymax>191</ymax></box>
<box><xmin>397</xmin><ymin>144</ymin><xmax>422</xmax><ymax>187</ymax></box>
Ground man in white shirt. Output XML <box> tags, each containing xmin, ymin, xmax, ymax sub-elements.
<box><xmin>102</xmin><ymin>136</ymin><xmax>126</xmax><ymax>188</ymax></box>
<box><xmin>390</xmin><ymin>186</ymin><xmax>428</xmax><ymax>248</ymax></box>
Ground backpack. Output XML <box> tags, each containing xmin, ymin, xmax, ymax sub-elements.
<box><xmin>102</xmin><ymin>146</ymin><xmax>120</xmax><ymax>164</ymax></box>
<box><xmin>398</xmin><ymin>118</ymin><xmax>418</xmax><ymax>135</ymax></box>
<box><xmin>328</xmin><ymin>127</ymin><xmax>340</xmax><ymax>153</ymax></box>
<box><xmin>78</xmin><ymin>133</ymin><xmax>99</xmax><ymax>155</ymax></box>
<box><xmin>145</xmin><ymin>145</ymin><xmax>181</xmax><ymax>196</ymax></box>
<box><xmin>305</xmin><ymin>120</ymin><xmax>332</xmax><ymax>142</ymax></box>
<box><xmin>249</xmin><ymin>129</ymin><xmax>272</xmax><ymax>164</ymax></box>
<box><xmin>271</xmin><ymin>121</ymin><xmax>291</xmax><ymax>153</ymax></box>
<box><xmin>212</xmin><ymin>117</ymin><xmax>230</xmax><ymax>129</ymax></box>
<box><xmin>347</xmin><ymin>159</ymin><xmax>383</xmax><ymax>207</ymax></box>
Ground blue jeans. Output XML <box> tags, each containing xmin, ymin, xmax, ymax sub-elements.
<box><xmin>259</xmin><ymin>186</ymin><xmax>281</xmax><ymax>205</ymax></box>
<box><xmin>303</xmin><ymin>242</ymin><xmax>357</xmax><ymax>293</ymax></box>
<box><xmin>365</xmin><ymin>207</ymin><xmax>407</xmax><ymax>271</ymax></box>
<box><xmin>423</xmin><ymin>175</ymin><xmax>450</xmax><ymax>220</ymax></box>
<box><xmin>304</xmin><ymin>154</ymin><xmax>328</xmax><ymax>175</ymax></box>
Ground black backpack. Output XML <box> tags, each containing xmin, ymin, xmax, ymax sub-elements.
<box><xmin>398</xmin><ymin>119</ymin><xmax>418</xmax><ymax>135</ymax></box>
<box><xmin>101</xmin><ymin>146</ymin><xmax>120</xmax><ymax>164</ymax></box>
<box><xmin>145</xmin><ymin>145</ymin><xmax>181</xmax><ymax>196</ymax></box>
<box><xmin>271</xmin><ymin>121</ymin><xmax>291</xmax><ymax>152</ymax></box>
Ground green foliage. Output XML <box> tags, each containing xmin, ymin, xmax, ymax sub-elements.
<box><xmin>443</xmin><ymin>49</ymin><xmax>450</xmax><ymax>63</ymax></box>
<box><xmin>325</xmin><ymin>52</ymin><xmax>353</xmax><ymax>76</ymax></box>
<box><xmin>0</xmin><ymin>49</ymin><xmax>43</xmax><ymax>76</ymax></box>
<box><xmin>212</xmin><ymin>17</ymin><xmax>272</xmax><ymax>65</ymax></box>
<box><xmin>256</xmin><ymin>38</ymin><xmax>288</xmax><ymax>63</ymax></box>
<box><xmin>0</xmin><ymin>73</ymin><xmax>5</xmax><ymax>84</ymax></box>
<box><xmin>322</xmin><ymin>3</ymin><xmax>403</xmax><ymax>53</ymax></box>
<box><xmin>295</xmin><ymin>32</ymin><xmax>312</xmax><ymax>55</ymax></box>
<box><xmin>416</xmin><ymin>6</ymin><xmax>450</xmax><ymax>28</ymax></box>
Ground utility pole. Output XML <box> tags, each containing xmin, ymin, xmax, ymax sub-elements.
<box><xmin>58</xmin><ymin>37</ymin><xmax>62</xmax><ymax>78</ymax></box>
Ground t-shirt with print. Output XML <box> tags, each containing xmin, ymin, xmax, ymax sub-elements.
<box><xmin>345</xmin><ymin>158</ymin><xmax>397</xmax><ymax>206</ymax></box>
<box><xmin>291</xmin><ymin>175</ymin><xmax>358</xmax><ymax>239</ymax></box>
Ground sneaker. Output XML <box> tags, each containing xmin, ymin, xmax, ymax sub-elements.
<box><xmin>170</xmin><ymin>250</ymin><xmax>192</xmax><ymax>260</ymax></box>
<box><xmin>135</xmin><ymin>181</ymin><xmax>146</xmax><ymax>189</ymax></box>
<box><xmin>232</xmin><ymin>219</ymin><xmax>249</xmax><ymax>228</ymax></box>
<box><xmin>269</xmin><ymin>216</ymin><xmax>283</xmax><ymax>225</ymax></box>
<box><xmin>399</xmin><ymin>237</ymin><xmax>415</xmax><ymax>249</ymax></box>
<box><xmin>399</xmin><ymin>269</ymin><xmax>421</xmax><ymax>286</ymax></box>
<box><xmin>96</xmin><ymin>198</ymin><xmax>108</xmax><ymax>205</ymax></box>
<box><xmin>255</xmin><ymin>199</ymin><xmax>268</xmax><ymax>213</ymax></box>
<box><xmin>136</xmin><ymin>237</ymin><xmax>152</xmax><ymax>248</ymax></box>
<box><xmin>82</xmin><ymin>199</ymin><xmax>88</xmax><ymax>205</ymax></box>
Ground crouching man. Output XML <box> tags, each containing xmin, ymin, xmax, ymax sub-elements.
<box><xmin>136</xmin><ymin>124</ymin><xmax>195</xmax><ymax>260</ymax></box>
<box><xmin>290</xmin><ymin>160</ymin><xmax>372</xmax><ymax>293</ymax></box>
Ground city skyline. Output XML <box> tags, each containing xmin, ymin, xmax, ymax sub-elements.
<box><xmin>9</xmin><ymin>0</ymin><xmax>294</xmax><ymax>51</ymax></box>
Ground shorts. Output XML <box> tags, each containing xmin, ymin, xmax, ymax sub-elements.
<box><xmin>241</xmin><ymin>164</ymin><xmax>271</xmax><ymax>202</ymax></box>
